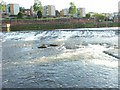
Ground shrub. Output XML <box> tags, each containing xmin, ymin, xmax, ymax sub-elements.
<box><xmin>17</xmin><ymin>12</ymin><xmax>23</xmax><ymax>19</ymax></box>
<box><xmin>37</xmin><ymin>11</ymin><xmax>42</xmax><ymax>18</ymax></box>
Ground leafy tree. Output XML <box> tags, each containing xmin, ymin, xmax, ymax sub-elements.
<box><xmin>33</xmin><ymin>1</ymin><xmax>42</xmax><ymax>12</ymax></box>
<box><xmin>19</xmin><ymin>7</ymin><xmax>25</xmax><ymax>13</ymax></box>
<box><xmin>93</xmin><ymin>13</ymin><xmax>106</xmax><ymax>22</ymax></box>
<box><xmin>37</xmin><ymin>10</ymin><xmax>42</xmax><ymax>18</ymax></box>
<box><xmin>33</xmin><ymin>0</ymin><xmax>42</xmax><ymax>18</ymax></box>
<box><xmin>0</xmin><ymin>0</ymin><xmax>6</xmax><ymax>12</ymax></box>
<box><xmin>17</xmin><ymin>12</ymin><xmax>23</xmax><ymax>19</ymax></box>
<box><xmin>86</xmin><ymin>13</ymin><xmax>91</xmax><ymax>18</ymax></box>
<box><xmin>69</xmin><ymin>2</ymin><xmax>77</xmax><ymax>17</ymax></box>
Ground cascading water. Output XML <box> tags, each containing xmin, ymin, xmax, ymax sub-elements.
<box><xmin>2</xmin><ymin>27</ymin><xmax>119</xmax><ymax>88</ymax></box>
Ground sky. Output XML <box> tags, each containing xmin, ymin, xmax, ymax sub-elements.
<box><xmin>2</xmin><ymin>0</ymin><xmax>120</xmax><ymax>13</ymax></box>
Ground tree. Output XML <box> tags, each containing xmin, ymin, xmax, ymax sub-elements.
<box><xmin>37</xmin><ymin>10</ymin><xmax>42</xmax><ymax>18</ymax></box>
<box><xmin>86</xmin><ymin>13</ymin><xmax>91</xmax><ymax>18</ymax></box>
<box><xmin>17</xmin><ymin>12</ymin><xmax>23</xmax><ymax>19</ymax></box>
<box><xmin>33</xmin><ymin>0</ymin><xmax>42</xmax><ymax>18</ymax></box>
<box><xmin>69</xmin><ymin>2</ymin><xmax>77</xmax><ymax>17</ymax></box>
<box><xmin>33</xmin><ymin>1</ymin><xmax>42</xmax><ymax>12</ymax></box>
<box><xmin>0</xmin><ymin>0</ymin><xmax>6</xmax><ymax>12</ymax></box>
<box><xmin>93</xmin><ymin>13</ymin><xmax>106</xmax><ymax>22</ymax></box>
<box><xmin>19</xmin><ymin>7</ymin><xmax>25</xmax><ymax>13</ymax></box>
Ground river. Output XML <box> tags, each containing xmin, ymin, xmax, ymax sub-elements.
<box><xmin>1</xmin><ymin>27</ymin><xmax>119</xmax><ymax>88</ymax></box>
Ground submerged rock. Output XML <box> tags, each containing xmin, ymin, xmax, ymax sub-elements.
<box><xmin>38</xmin><ymin>43</ymin><xmax>60</xmax><ymax>48</ymax></box>
<box><xmin>49</xmin><ymin>44</ymin><xmax>59</xmax><ymax>47</ymax></box>
<box><xmin>103</xmin><ymin>50</ymin><xmax>120</xmax><ymax>59</ymax></box>
<box><xmin>65</xmin><ymin>45</ymin><xmax>80</xmax><ymax>49</ymax></box>
<box><xmin>38</xmin><ymin>44</ymin><xmax>47</xmax><ymax>48</ymax></box>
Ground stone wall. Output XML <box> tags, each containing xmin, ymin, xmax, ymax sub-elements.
<box><xmin>2</xmin><ymin>18</ymin><xmax>94</xmax><ymax>26</ymax></box>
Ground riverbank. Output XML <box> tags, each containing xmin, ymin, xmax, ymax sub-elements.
<box><xmin>2</xmin><ymin>18</ymin><xmax>118</xmax><ymax>31</ymax></box>
<box><xmin>10</xmin><ymin>22</ymin><xmax>118</xmax><ymax>31</ymax></box>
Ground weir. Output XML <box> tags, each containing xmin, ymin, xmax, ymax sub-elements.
<box><xmin>2</xmin><ymin>27</ymin><xmax>119</xmax><ymax>88</ymax></box>
<box><xmin>2</xmin><ymin>27</ymin><xmax>119</xmax><ymax>59</ymax></box>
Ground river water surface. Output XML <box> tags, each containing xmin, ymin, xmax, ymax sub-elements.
<box><xmin>1</xmin><ymin>27</ymin><xmax>119</xmax><ymax>88</ymax></box>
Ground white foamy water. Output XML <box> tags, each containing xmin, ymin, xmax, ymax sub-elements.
<box><xmin>2</xmin><ymin>27</ymin><xmax>119</xmax><ymax>42</ymax></box>
<box><xmin>2</xmin><ymin>27</ymin><xmax>119</xmax><ymax>88</ymax></box>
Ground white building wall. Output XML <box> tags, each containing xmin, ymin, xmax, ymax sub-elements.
<box><xmin>13</xmin><ymin>4</ymin><xmax>19</xmax><ymax>15</ymax></box>
<box><xmin>6</xmin><ymin>4</ymin><xmax>19</xmax><ymax>15</ymax></box>
<box><xmin>51</xmin><ymin>5</ymin><xmax>55</xmax><ymax>16</ymax></box>
<box><xmin>64</xmin><ymin>9</ymin><xmax>69</xmax><ymax>16</ymax></box>
<box><xmin>42</xmin><ymin>6</ymin><xmax>47</xmax><ymax>17</ymax></box>
<box><xmin>77</xmin><ymin>8</ymin><xmax>86</xmax><ymax>17</ymax></box>
<box><xmin>119</xmin><ymin>1</ymin><xmax>120</xmax><ymax>12</ymax></box>
<box><xmin>6</xmin><ymin>5</ymin><xmax>10</xmax><ymax>14</ymax></box>
<box><xmin>82</xmin><ymin>8</ymin><xmax>86</xmax><ymax>17</ymax></box>
<box><xmin>42</xmin><ymin>5</ymin><xmax>56</xmax><ymax>17</ymax></box>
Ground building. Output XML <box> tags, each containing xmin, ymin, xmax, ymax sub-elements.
<box><xmin>34</xmin><ymin>0</ymin><xmax>41</xmax><ymax>4</ymax></box>
<box><xmin>102</xmin><ymin>13</ymin><xmax>114</xmax><ymax>20</ymax></box>
<box><xmin>60</xmin><ymin>8</ymin><xmax>69</xmax><ymax>17</ymax></box>
<box><xmin>42</xmin><ymin>5</ymin><xmax>56</xmax><ymax>17</ymax></box>
<box><xmin>118</xmin><ymin>1</ymin><xmax>120</xmax><ymax>22</ymax></box>
<box><xmin>77</xmin><ymin>8</ymin><xmax>86</xmax><ymax>17</ymax></box>
<box><xmin>119</xmin><ymin>1</ymin><xmax>120</xmax><ymax>13</ymax></box>
<box><xmin>113</xmin><ymin>12</ymin><xmax>118</xmax><ymax>22</ymax></box>
<box><xmin>30</xmin><ymin>6</ymin><xmax>34</xmax><ymax>15</ymax></box>
<box><xmin>6</xmin><ymin>4</ymin><xmax>19</xmax><ymax>15</ymax></box>
<box><xmin>24</xmin><ymin>9</ymin><xmax>31</xmax><ymax>16</ymax></box>
<box><xmin>88</xmin><ymin>12</ymin><xmax>96</xmax><ymax>18</ymax></box>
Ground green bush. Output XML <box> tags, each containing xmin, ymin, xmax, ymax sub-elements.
<box><xmin>37</xmin><ymin>11</ymin><xmax>42</xmax><ymax>18</ymax></box>
<box><xmin>17</xmin><ymin>12</ymin><xmax>23</xmax><ymax>19</ymax></box>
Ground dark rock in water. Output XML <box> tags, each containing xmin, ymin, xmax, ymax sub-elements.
<box><xmin>103</xmin><ymin>50</ymin><xmax>120</xmax><ymax>59</ymax></box>
<box><xmin>70</xmin><ymin>35</ymin><xmax>80</xmax><ymax>38</ymax></box>
<box><xmin>49</xmin><ymin>44</ymin><xmax>59</xmax><ymax>47</ymax></box>
<box><xmin>65</xmin><ymin>45</ymin><xmax>79</xmax><ymax>49</ymax></box>
<box><xmin>52</xmin><ymin>36</ymin><xmax>58</xmax><ymax>38</ymax></box>
<box><xmin>82</xmin><ymin>43</ymin><xmax>88</xmax><ymax>46</ymax></box>
<box><xmin>99</xmin><ymin>43</ymin><xmax>104</xmax><ymax>46</ymax></box>
<box><xmin>38</xmin><ymin>44</ymin><xmax>47</xmax><ymax>48</ymax></box>
<box><xmin>11</xmin><ymin>38</ymin><xmax>19</xmax><ymax>40</ymax></box>
<box><xmin>113</xmin><ymin>45</ymin><xmax>119</xmax><ymax>49</ymax></box>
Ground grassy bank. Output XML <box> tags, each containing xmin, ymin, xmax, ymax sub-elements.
<box><xmin>10</xmin><ymin>22</ymin><xmax>118</xmax><ymax>31</ymax></box>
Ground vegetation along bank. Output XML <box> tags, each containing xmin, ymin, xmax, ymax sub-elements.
<box><xmin>2</xmin><ymin>18</ymin><xmax>118</xmax><ymax>31</ymax></box>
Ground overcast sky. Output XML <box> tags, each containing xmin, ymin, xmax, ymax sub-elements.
<box><xmin>3</xmin><ymin>0</ymin><xmax>120</xmax><ymax>13</ymax></box>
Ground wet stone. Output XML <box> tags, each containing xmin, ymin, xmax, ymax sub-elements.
<box><xmin>49</xmin><ymin>44</ymin><xmax>59</xmax><ymax>47</ymax></box>
<box><xmin>38</xmin><ymin>44</ymin><xmax>47</xmax><ymax>48</ymax></box>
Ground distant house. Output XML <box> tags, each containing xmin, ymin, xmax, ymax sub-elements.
<box><xmin>42</xmin><ymin>5</ymin><xmax>56</xmax><ymax>17</ymax></box>
<box><xmin>6</xmin><ymin>4</ymin><xmax>19</xmax><ymax>15</ymax></box>
<box><xmin>60</xmin><ymin>8</ymin><xmax>86</xmax><ymax>18</ymax></box>
<box><xmin>77</xmin><ymin>8</ymin><xmax>86</xmax><ymax>18</ymax></box>
<box><xmin>119</xmin><ymin>1</ymin><xmax>120</xmax><ymax>13</ymax></box>
<box><xmin>113</xmin><ymin>12</ymin><xmax>118</xmax><ymax>22</ymax></box>
<box><xmin>118</xmin><ymin>1</ymin><xmax>120</xmax><ymax>22</ymax></box>
<box><xmin>102</xmin><ymin>13</ymin><xmax>114</xmax><ymax>20</ymax></box>
<box><xmin>88</xmin><ymin>12</ymin><xmax>96</xmax><ymax>18</ymax></box>
<box><xmin>24</xmin><ymin>9</ymin><xmax>31</xmax><ymax>16</ymax></box>
<box><xmin>60</xmin><ymin>8</ymin><xmax>69</xmax><ymax>17</ymax></box>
